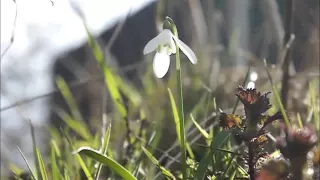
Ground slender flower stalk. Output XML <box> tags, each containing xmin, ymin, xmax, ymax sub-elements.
<box><xmin>143</xmin><ymin>16</ymin><xmax>197</xmax><ymax>179</ymax></box>
<box><xmin>165</xmin><ymin>17</ymin><xmax>188</xmax><ymax>179</ymax></box>
<box><xmin>144</xmin><ymin>16</ymin><xmax>197</xmax><ymax>179</ymax></box>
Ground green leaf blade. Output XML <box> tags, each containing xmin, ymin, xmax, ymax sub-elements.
<box><xmin>141</xmin><ymin>146</ymin><xmax>176</xmax><ymax>180</ymax></box>
<box><xmin>168</xmin><ymin>88</ymin><xmax>181</xmax><ymax>144</ymax></box>
<box><xmin>36</xmin><ymin>148</ymin><xmax>48</xmax><ymax>180</ymax></box>
<box><xmin>75</xmin><ymin>147</ymin><xmax>137</xmax><ymax>180</ymax></box>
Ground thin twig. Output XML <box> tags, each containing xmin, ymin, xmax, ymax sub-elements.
<box><xmin>0</xmin><ymin>75</ymin><xmax>102</xmax><ymax>112</ymax></box>
<box><xmin>0</xmin><ymin>59</ymin><xmax>146</xmax><ymax>112</ymax></box>
<box><xmin>279</xmin><ymin>34</ymin><xmax>295</xmax><ymax>67</ymax></box>
<box><xmin>1</xmin><ymin>0</ymin><xmax>18</xmax><ymax>59</ymax></box>
<box><xmin>106</xmin><ymin>11</ymin><xmax>130</xmax><ymax>51</ymax></box>
<box><xmin>280</xmin><ymin>0</ymin><xmax>294</xmax><ymax>108</ymax></box>
<box><xmin>260</xmin><ymin>0</ymin><xmax>284</xmax><ymax>64</ymax></box>
<box><xmin>192</xmin><ymin>143</ymin><xmax>242</xmax><ymax>155</ymax></box>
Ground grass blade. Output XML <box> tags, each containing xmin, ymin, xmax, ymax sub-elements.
<box><xmin>28</xmin><ymin>119</ymin><xmax>40</xmax><ymax>180</ymax></box>
<box><xmin>94</xmin><ymin>124</ymin><xmax>112</xmax><ymax>180</ymax></box>
<box><xmin>132</xmin><ymin>131</ymin><xmax>156</xmax><ymax>177</ymax></box>
<box><xmin>35</xmin><ymin>148</ymin><xmax>48</xmax><ymax>180</ymax></box>
<box><xmin>230</xmin><ymin>169</ymin><xmax>237</xmax><ymax>180</ymax></box>
<box><xmin>50</xmin><ymin>141</ymin><xmax>60</xmax><ymax>180</ymax></box>
<box><xmin>61</xmin><ymin>129</ymin><xmax>93</xmax><ymax>180</ymax></box>
<box><xmin>195</xmin><ymin>130</ymin><xmax>231</xmax><ymax>180</ymax></box>
<box><xmin>75</xmin><ymin>147</ymin><xmax>137</xmax><ymax>180</ymax></box>
<box><xmin>309</xmin><ymin>79</ymin><xmax>319</xmax><ymax>131</ymax></box>
<box><xmin>83</xmin><ymin>20</ymin><xmax>126</xmax><ymax>118</ymax></box>
<box><xmin>16</xmin><ymin>147</ymin><xmax>37</xmax><ymax>180</ymax></box>
<box><xmin>186</xmin><ymin>142</ymin><xmax>195</xmax><ymax>159</ymax></box>
<box><xmin>168</xmin><ymin>88</ymin><xmax>181</xmax><ymax>143</ymax></box>
<box><xmin>141</xmin><ymin>146</ymin><xmax>176</xmax><ymax>180</ymax></box>
<box><xmin>56</xmin><ymin>109</ymin><xmax>91</xmax><ymax>140</ymax></box>
<box><xmin>51</xmin><ymin>140</ymin><xmax>61</xmax><ymax>158</ymax></box>
<box><xmin>116</xmin><ymin>75</ymin><xmax>142</xmax><ymax>106</ymax></box>
<box><xmin>190</xmin><ymin>113</ymin><xmax>210</xmax><ymax>139</ymax></box>
<box><xmin>222</xmin><ymin>154</ymin><xmax>236</xmax><ymax>178</ymax></box>
<box><xmin>263</xmin><ymin>60</ymin><xmax>290</xmax><ymax>127</ymax></box>
<box><xmin>64</xmin><ymin>169</ymin><xmax>71</xmax><ymax>180</ymax></box>
<box><xmin>297</xmin><ymin>113</ymin><xmax>303</xmax><ymax>128</ymax></box>
<box><xmin>56</xmin><ymin>76</ymin><xmax>84</xmax><ymax>122</ymax></box>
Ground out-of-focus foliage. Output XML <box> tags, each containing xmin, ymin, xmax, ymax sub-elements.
<box><xmin>1</xmin><ymin>0</ymin><xmax>319</xmax><ymax>179</ymax></box>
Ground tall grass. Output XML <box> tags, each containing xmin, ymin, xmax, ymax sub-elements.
<box><xmin>4</xmin><ymin>13</ymin><xmax>319</xmax><ymax>180</ymax></box>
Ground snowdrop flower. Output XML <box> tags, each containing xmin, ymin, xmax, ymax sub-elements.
<box><xmin>143</xmin><ymin>29</ymin><xmax>197</xmax><ymax>78</ymax></box>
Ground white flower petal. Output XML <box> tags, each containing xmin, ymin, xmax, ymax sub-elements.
<box><xmin>143</xmin><ymin>29</ymin><xmax>174</xmax><ymax>55</ymax></box>
<box><xmin>153</xmin><ymin>52</ymin><xmax>171</xmax><ymax>78</ymax></box>
<box><xmin>172</xmin><ymin>36</ymin><xmax>197</xmax><ymax>64</ymax></box>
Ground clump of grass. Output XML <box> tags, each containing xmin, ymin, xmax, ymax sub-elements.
<box><xmin>4</xmin><ymin>14</ymin><xmax>319</xmax><ymax>180</ymax></box>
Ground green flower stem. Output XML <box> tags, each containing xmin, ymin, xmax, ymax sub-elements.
<box><xmin>166</xmin><ymin>17</ymin><xmax>187</xmax><ymax>179</ymax></box>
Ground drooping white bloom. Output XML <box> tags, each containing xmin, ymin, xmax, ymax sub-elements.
<box><xmin>143</xmin><ymin>29</ymin><xmax>197</xmax><ymax>78</ymax></box>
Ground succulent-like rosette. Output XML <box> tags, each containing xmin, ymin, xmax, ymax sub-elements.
<box><xmin>236</xmin><ymin>86</ymin><xmax>271</xmax><ymax>126</ymax></box>
<box><xmin>277</xmin><ymin>126</ymin><xmax>318</xmax><ymax>159</ymax></box>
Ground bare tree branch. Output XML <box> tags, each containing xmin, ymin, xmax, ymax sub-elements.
<box><xmin>1</xmin><ymin>0</ymin><xmax>18</xmax><ymax>59</ymax></box>
<box><xmin>281</xmin><ymin>0</ymin><xmax>294</xmax><ymax>108</ymax></box>
<box><xmin>260</xmin><ymin>0</ymin><xmax>284</xmax><ymax>65</ymax></box>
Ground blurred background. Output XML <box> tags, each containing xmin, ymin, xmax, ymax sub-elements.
<box><xmin>1</xmin><ymin>0</ymin><xmax>319</xmax><ymax>177</ymax></box>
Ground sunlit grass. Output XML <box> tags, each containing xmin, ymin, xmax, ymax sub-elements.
<box><xmin>3</xmin><ymin>12</ymin><xmax>319</xmax><ymax>180</ymax></box>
